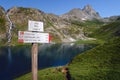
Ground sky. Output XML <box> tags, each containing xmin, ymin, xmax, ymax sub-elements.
<box><xmin>0</xmin><ymin>0</ymin><xmax>120</xmax><ymax>17</ymax></box>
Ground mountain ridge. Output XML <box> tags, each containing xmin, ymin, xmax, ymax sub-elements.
<box><xmin>0</xmin><ymin>5</ymin><xmax>120</xmax><ymax>45</ymax></box>
<box><xmin>0</xmin><ymin>6</ymin><xmax>87</xmax><ymax>45</ymax></box>
<box><xmin>60</xmin><ymin>5</ymin><xmax>101</xmax><ymax>21</ymax></box>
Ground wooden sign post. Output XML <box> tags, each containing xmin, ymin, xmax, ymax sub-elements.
<box><xmin>32</xmin><ymin>43</ymin><xmax>38</xmax><ymax>80</ymax></box>
<box><xmin>29</xmin><ymin>20</ymin><xmax>43</xmax><ymax>80</ymax></box>
<box><xmin>18</xmin><ymin>20</ymin><xmax>51</xmax><ymax>80</ymax></box>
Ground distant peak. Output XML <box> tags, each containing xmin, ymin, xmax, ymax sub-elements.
<box><xmin>85</xmin><ymin>5</ymin><xmax>92</xmax><ymax>8</ymax></box>
<box><xmin>68</xmin><ymin>8</ymin><xmax>82</xmax><ymax>14</ymax></box>
<box><xmin>72</xmin><ymin>8</ymin><xmax>81</xmax><ymax>10</ymax></box>
<box><xmin>70</xmin><ymin>8</ymin><xmax>81</xmax><ymax>12</ymax></box>
<box><xmin>82</xmin><ymin>4</ymin><xmax>93</xmax><ymax>11</ymax></box>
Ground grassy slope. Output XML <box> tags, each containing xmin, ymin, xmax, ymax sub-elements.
<box><xmin>68</xmin><ymin>21</ymin><xmax>120</xmax><ymax>80</ymax></box>
<box><xmin>69</xmin><ymin>37</ymin><xmax>120</xmax><ymax>80</ymax></box>
<box><xmin>72</xmin><ymin>20</ymin><xmax>105</xmax><ymax>45</ymax></box>
<box><xmin>16</xmin><ymin>67</ymin><xmax>65</xmax><ymax>80</ymax></box>
<box><xmin>71</xmin><ymin>20</ymin><xmax>104</xmax><ymax>36</ymax></box>
<box><xmin>91</xmin><ymin>21</ymin><xmax>120</xmax><ymax>40</ymax></box>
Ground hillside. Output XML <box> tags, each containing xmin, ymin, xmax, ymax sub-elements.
<box><xmin>16</xmin><ymin>20</ymin><xmax>120</xmax><ymax>80</ymax></box>
<box><xmin>0</xmin><ymin>6</ymin><xmax>8</xmax><ymax>45</ymax></box>
<box><xmin>67</xmin><ymin>21</ymin><xmax>120</xmax><ymax>80</ymax></box>
<box><xmin>91</xmin><ymin>21</ymin><xmax>120</xmax><ymax>40</ymax></box>
<box><xmin>62</xmin><ymin>20</ymin><xmax>120</xmax><ymax>80</ymax></box>
<box><xmin>0</xmin><ymin>5</ymin><xmax>105</xmax><ymax>46</ymax></box>
<box><xmin>69</xmin><ymin>37</ymin><xmax>120</xmax><ymax>80</ymax></box>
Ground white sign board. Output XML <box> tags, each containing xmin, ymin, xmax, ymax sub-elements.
<box><xmin>18</xmin><ymin>31</ymin><xmax>50</xmax><ymax>43</ymax></box>
<box><xmin>28</xmin><ymin>20</ymin><xmax>44</xmax><ymax>32</ymax></box>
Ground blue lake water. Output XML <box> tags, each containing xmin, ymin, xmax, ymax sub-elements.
<box><xmin>0</xmin><ymin>43</ymin><xmax>95</xmax><ymax>80</ymax></box>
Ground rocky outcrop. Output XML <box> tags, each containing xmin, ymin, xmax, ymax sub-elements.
<box><xmin>82</xmin><ymin>5</ymin><xmax>101</xmax><ymax>20</ymax></box>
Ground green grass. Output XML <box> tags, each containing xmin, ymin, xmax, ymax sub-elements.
<box><xmin>0</xmin><ymin>17</ymin><xmax>6</xmax><ymax>33</ymax></box>
<box><xmin>69</xmin><ymin>37</ymin><xmax>120</xmax><ymax>80</ymax></box>
<box><xmin>8</xmin><ymin>24</ymin><xmax>28</xmax><ymax>46</ymax></box>
<box><xmin>75</xmin><ymin>39</ymin><xmax>105</xmax><ymax>45</ymax></box>
<box><xmin>0</xmin><ymin>38</ymin><xmax>7</xmax><ymax>46</ymax></box>
<box><xmin>19</xmin><ymin>7</ymin><xmax>31</xmax><ymax>15</ymax></box>
<box><xmin>91</xmin><ymin>21</ymin><xmax>120</xmax><ymax>40</ymax></box>
<box><xmin>15</xmin><ymin>67</ymin><xmax>65</xmax><ymax>80</ymax></box>
<box><xmin>71</xmin><ymin>20</ymin><xmax>104</xmax><ymax>36</ymax></box>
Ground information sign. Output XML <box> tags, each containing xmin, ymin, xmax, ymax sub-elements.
<box><xmin>28</xmin><ymin>20</ymin><xmax>44</xmax><ymax>32</ymax></box>
<box><xmin>18</xmin><ymin>31</ymin><xmax>50</xmax><ymax>43</ymax></box>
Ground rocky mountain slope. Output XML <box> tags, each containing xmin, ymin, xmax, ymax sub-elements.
<box><xmin>6</xmin><ymin>6</ymin><xmax>88</xmax><ymax>45</ymax></box>
<box><xmin>0</xmin><ymin>6</ymin><xmax>7</xmax><ymax>45</ymax></box>
<box><xmin>0</xmin><ymin>5</ymin><xmax>119</xmax><ymax>46</ymax></box>
<box><xmin>60</xmin><ymin>5</ymin><xmax>101</xmax><ymax>21</ymax></box>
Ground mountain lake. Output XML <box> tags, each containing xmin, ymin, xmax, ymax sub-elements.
<box><xmin>0</xmin><ymin>43</ymin><xmax>96</xmax><ymax>80</ymax></box>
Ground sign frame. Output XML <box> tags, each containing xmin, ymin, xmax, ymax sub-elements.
<box><xmin>28</xmin><ymin>20</ymin><xmax>44</xmax><ymax>32</ymax></box>
<box><xmin>18</xmin><ymin>31</ymin><xmax>50</xmax><ymax>43</ymax></box>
